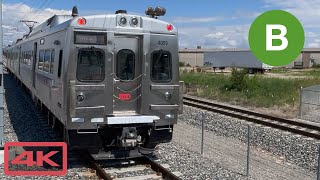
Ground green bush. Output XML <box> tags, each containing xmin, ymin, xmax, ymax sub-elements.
<box><xmin>312</xmin><ymin>63</ymin><xmax>320</xmax><ymax>68</ymax></box>
<box><xmin>224</xmin><ymin>68</ymin><xmax>248</xmax><ymax>91</ymax></box>
<box><xmin>179</xmin><ymin>62</ymin><xmax>185</xmax><ymax>67</ymax></box>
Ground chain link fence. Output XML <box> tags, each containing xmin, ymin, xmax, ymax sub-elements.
<box><xmin>300</xmin><ymin>85</ymin><xmax>320</xmax><ymax>121</ymax></box>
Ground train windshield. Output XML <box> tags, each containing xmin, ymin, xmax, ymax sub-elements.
<box><xmin>116</xmin><ymin>49</ymin><xmax>135</xmax><ymax>80</ymax></box>
<box><xmin>77</xmin><ymin>48</ymin><xmax>105</xmax><ymax>82</ymax></box>
<box><xmin>151</xmin><ymin>50</ymin><xmax>172</xmax><ymax>82</ymax></box>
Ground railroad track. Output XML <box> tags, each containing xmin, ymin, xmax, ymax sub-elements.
<box><xmin>73</xmin><ymin>151</ymin><xmax>181</xmax><ymax>180</ymax></box>
<box><xmin>183</xmin><ymin>95</ymin><xmax>320</xmax><ymax>140</ymax></box>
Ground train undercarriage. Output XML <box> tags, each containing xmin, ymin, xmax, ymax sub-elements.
<box><xmin>67</xmin><ymin>124</ymin><xmax>173</xmax><ymax>159</ymax></box>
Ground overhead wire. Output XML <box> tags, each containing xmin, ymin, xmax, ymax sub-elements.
<box><xmin>32</xmin><ymin>0</ymin><xmax>56</xmax><ymax>21</ymax></box>
<box><xmin>27</xmin><ymin>0</ymin><xmax>50</xmax><ymax>21</ymax></box>
<box><xmin>24</xmin><ymin>0</ymin><xmax>43</xmax><ymax>20</ymax></box>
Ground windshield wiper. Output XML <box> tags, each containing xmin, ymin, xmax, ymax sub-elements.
<box><xmin>90</xmin><ymin>46</ymin><xmax>103</xmax><ymax>67</ymax></box>
<box><xmin>156</xmin><ymin>49</ymin><xmax>163</xmax><ymax>64</ymax></box>
<box><xmin>91</xmin><ymin>46</ymin><xmax>99</xmax><ymax>57</ymax></box>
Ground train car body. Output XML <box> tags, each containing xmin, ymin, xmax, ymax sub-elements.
<box><xmin>4</xmin><ymin>9</ymin><xmax>182</xmax><ymax>159</ymax></box>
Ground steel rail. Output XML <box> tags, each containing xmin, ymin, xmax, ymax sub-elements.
<box><xmin>80</xmin><ymin>151</ymin><xmax>113</xmax><ymax>180</ymax></box>
<box><xmin>144</xmin><ymin>156</ymin><xmax>180</xmax><ymax>180</ymax></box>
<box><xmin>81</xmin><ymin>150</ymin><xmax>180</xmax><ymax>180</ymax></box>
<box><xmin>183</xmin><ymin>95</ymin><xmax>320</xmax><ymax>140</ymax></box>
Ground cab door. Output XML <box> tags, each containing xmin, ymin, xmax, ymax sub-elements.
<box><xmin>113</xmin><ymin>36</ymin><xmax>141</xmax><ymax>115</ymax></box>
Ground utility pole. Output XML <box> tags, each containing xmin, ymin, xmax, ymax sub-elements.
<box><xmin>0</xmin><ymin>0</ymin><xmax>4</xmax><ymax>149</ymax></box>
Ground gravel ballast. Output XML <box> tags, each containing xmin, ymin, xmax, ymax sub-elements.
<box><xmin>155</xmin><ymin>142</ymin><xmax>246</xmax><ymax>180</ymax></box>
<box><xmin>179</xmin><ymin>105</ymin><xmax>320</xmax><ymax>173</ymax></box>
<box><xmin>301</xmin><ymin>110</ymin><xmax>320</xmax><ymax>124</ymax></box>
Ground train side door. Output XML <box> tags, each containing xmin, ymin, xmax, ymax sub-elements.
<box><xmin>51</xmin><ymin>49</ymin><xmax>63</xmax><ymax>118</ymax></box>
<box><xmin>113</xmin><ymin>36</ymin><xmax>141</xmax><ymax>115</ymax></box>
<box><xmin>32</xmin><ymin>42</ymin><xmax>37</xmax><ymax>88</ymax></box>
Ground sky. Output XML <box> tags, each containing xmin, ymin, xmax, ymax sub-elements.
<box><xmin>3</xmin><ymin>0</ymin><xmax>320</xmax><ymax>49</ymax></box>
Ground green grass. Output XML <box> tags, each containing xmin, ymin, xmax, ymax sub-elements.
<box><xmin>270</xmin><ymin>68</ymin><xmax>320</xmax><ymax>77</ymax></box>
<box><xmin>181</xmin><ymin>71</ymin><xmax>320</xmax><ymax>108</ymax></box>
<box><xmin>270</xmin><ymin>68</ymin><xmax>290</xmax><ymax>74</ymax></box>
<box><xmin>303</xmin><ymin>69</ymin><xmax>320</xmax><ymax>77</ymax></box>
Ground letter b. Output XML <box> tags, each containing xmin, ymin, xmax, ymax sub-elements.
<box><xmin>266</xmin><ymin>24</ymin><xmax>288</xmax><ymax>51</ymax></box>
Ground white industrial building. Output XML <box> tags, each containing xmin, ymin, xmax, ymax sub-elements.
<box><xmin>179</xmin><ymin>48</ymin><xmax>320</xmax><ymax>68</ymax></box>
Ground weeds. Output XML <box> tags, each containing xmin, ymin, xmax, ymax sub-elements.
<box><xmin>224</xmin><ymin>68</ymin><xmax>248</xmax><ymax>91</ymax></box>
<box><xmin>181</xmin><ymin>71</ymin><xmax>320</xmax><ymax>108</ymax></box>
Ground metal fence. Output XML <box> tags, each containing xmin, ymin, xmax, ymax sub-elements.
<box><xmin>300</xmin><ymin>85</ymin><xmax>320</xmax><ymax>120</ymax></box>
<box><xmin>174</xmin><ymin>112</ymin><xmax>320</xmax><ymax>180</ymax></box>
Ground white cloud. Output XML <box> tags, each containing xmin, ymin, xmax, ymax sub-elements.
<box><xmin>263</xmin><ymin>0</ymin><xmax>320</xmax><ymax>26</ymax></box>
<box><xmin>3</xmin><ymin>3</ymin><xmax>70</xmax><ymax>46</ymax></box>
<box><xmin>262</xmin><ymin>0</ymin><xmax>320</xmax><ymax>48</ymax></box>
<box><xmin>228</xmin><ymin>40</ymin><xmax>237</xmax><ymax>47</ymax></box>
<box><xmin>306</xmin><ymin>32</ymin><xmax>319</xmax><ymax>38</ymax></box>
<box><xmin>205</xmin><ymin>32</ymin><xmax>224</xmax><ymax>39</ymax></box>
<box><xmin>173</xmin><ymin>17</ymin><xmax>221</xmax><ymax>23</ymax></box>
<box><xmin>178</xmin><ymin>25</ymin><xmax>250</xmax><ymax>49</ymax></box>
<box><xmin>175</xmin><ymin>1</ymin><xmax>320</xmax><ymax>48</ymax></box>
<box><xmin>308</xmin><ymin>43</ymin><xmax>320</xmax><ymax>48</ymax></box>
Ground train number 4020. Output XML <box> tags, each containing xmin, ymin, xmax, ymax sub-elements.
<box><xmin>158</xmin><ymin>41</ymin><xmax>168</xmax><ymax>46</ymax></box>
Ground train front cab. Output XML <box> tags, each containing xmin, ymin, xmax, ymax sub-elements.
<box><xmin>66</xmin><ymin>30</ymin><xmax>181</xmax><ymax>157</ymax></box>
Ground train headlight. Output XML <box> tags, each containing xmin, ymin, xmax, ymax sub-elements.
<box><xmin>164</xmin><ymin>92</ymin><xmax>171</xmax><ymax>101</ymax></box>
<box><xmin>130</xmin><ymin>17</ymin><xmax>139</xmax><ymax>27</ymax></box>
<box><xmin>119</xmin><ymin>17</ymin><xmax>127</xmax><ymax>26</ymax></box>
<box><xmin>76</xmin><ymin>94</ymin><xmax>85</xmax><ymax>102</ymax></box>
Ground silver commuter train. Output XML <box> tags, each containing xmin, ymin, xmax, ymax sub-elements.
<box><xmin>4</xmin><ymin>7</ymin><xmax>183</xmax><ymax>159</ymax></box>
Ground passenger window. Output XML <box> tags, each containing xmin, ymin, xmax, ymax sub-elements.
<box><xmin>23</xmin><ymin>52</ymin><xmax>25</xmax><ymax>64</ymax></box>
<box><xmin>29</xmin><ymin>51</ymin><xmax>33</xmax><ymax>66</ymax></box>
<box><xmin>22</xmin><ymin>52</ymin><xmax>24</xmax><ymax>64</ymax></box>
<box><xmin>38</xmin><ymin>50</ymin><xmax>44</xmax><ymax>70</ymax></box>
<box><xmin>44</xmin><ymin>50</ymin><xmax>50</xmax><ymax>72</ymax></box>
<box><xmin>25</xmin><ymin>52</ymin><xmax>27</xmax><ymax>64</ymax></box>
<box><xmin>151</xmin><ymin>50</ymin><xmax>172</xmax><ymax>82</ymax></box>
<box><xmin>50</xmin><ymin>50</ymin><xmax>55</xmax><ymax>74</ymax></box>
<box><xmin>58</xmin><ymin>50</ymin><xmax>63</xmax><ymax>78</ymax></box>
<box><xmin>28</xmin><ymin>52</ymin><xmax>30</xmax><ymax>64</ymax></box>
<box><xmin>77</xmin><ymin>48</ymin><xmax>105</xmax><ymax>82</ymax></box>
<box><xmin>24</xmin><ymin>52</ymin><xmax>26</xmax><ymax>64</ymax></box>
<box><xmin>116</xmin><ymin>49</ymin><xmax>135</xmax><ymax>80</ymax></box>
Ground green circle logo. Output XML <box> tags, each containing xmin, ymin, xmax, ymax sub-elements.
<box><xmin>248</xmin><ymin>10</ymin><xmax>305</xmax><ymax>66</ymax></box>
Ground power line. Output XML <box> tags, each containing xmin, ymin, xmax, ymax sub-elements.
<box><xmin>28</xmin><ymin>0</ymin><xmax>40</xmax><ymax>8</ymax></box>
<box><xmin>28</xmin><ymin>0</ymin><xmax>50</xmax><ymax>21</ymax></box>
<box><xmin>25</xmin><ymin>0</ymin><xmax>44</xmax><ymax>20</ymax></box>
<box><xmin>32</xmin><ymin>0</ymin><xmax>56</xmax><ymax>21</ymax></box>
